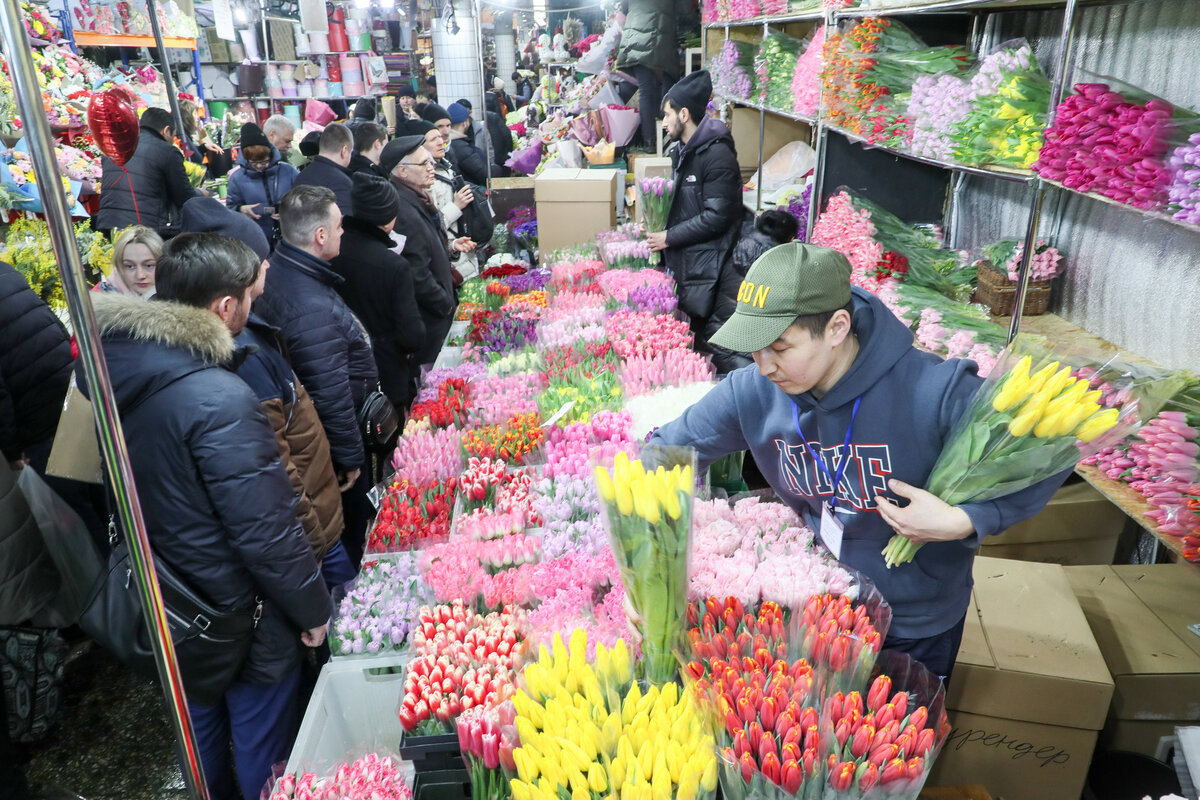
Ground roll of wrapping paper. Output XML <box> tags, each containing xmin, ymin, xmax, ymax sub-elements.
<box><xmin>341</xmin><ymin>71</ymin><xmax>363</xmax><ymax>84</ymax></box>
<box><xmin>342</xmin><ymin>81</ymin><xmax>365</xmax><ymax>97</ymax></box>
<box><xmin>328</xmin><ymin>82</ymin><xmax>343</xmax><ymax>97</ymax></box>
<box><xmin>328</xmin><ymin>7</ymin><xmax>349</xmax><ymax>52</ymax></box>
<box><xmin>381</xmin><ymin>96</ymin><xmax>397</xmax><ymax>129</ymax></box>
<box><xmin>326</xmin><ymin>55</ymin><xmax>342</xmax><ymax>81</ymax></box>
<box><xmin>309</xmin><ymin>32</ymin><xmax>329</xmax><ymax>52</ymax></box>
<box><xmin>315</xmin><ymin>79</ymin><xmax>330</xmax><ymax>96</ymax></box>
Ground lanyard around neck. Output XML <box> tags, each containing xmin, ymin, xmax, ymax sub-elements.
<box><xmin>791</xmin><ymin>396</ymin><xmax>862</xmax><ymax>509</ymax></box>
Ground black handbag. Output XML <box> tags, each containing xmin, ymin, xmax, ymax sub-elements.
<box><xmin>79</xmin><ymin>522</ymin><xmax>261</xmax><ymax>706</ymax></box>
<box><xmin>358</xmin><ymin>387</ymin><xmax>400</xmax><ymax>452</ymax></box>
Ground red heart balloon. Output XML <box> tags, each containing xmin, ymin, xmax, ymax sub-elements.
<box><xmin>87</xmin><ymin>90</ymin><xmax>140</xmax><ymax>167</ymax></box>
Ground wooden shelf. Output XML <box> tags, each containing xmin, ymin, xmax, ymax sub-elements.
<box><xmin>1075</xmin><ymin>465</ymin><xmax>1195</xmax><ymax>565</ymax></box>
<box><xmin>986</xmin><ymin>311</ymin><xmax>1164</xmax><ymax>370</ymax></box>
<box><xmin>73</xmin><ymin>31</ymin><xmax>197</xmax><ymax>49</ymax></box>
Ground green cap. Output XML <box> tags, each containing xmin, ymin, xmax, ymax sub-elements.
<box><xmin>710</xmin><ymin>243</ymin><xmax>852</xmax><ymax>353</ymax></box>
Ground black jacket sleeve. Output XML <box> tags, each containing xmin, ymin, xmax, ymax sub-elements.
<box><xmin>0</xmin><ymin>367</ymin><xmax>17</xmax><ymax>462</ymax></box>
<box><xmin>190</xmin><ymin>384</ymin><xmax>330</xmax><ymax>631</ymax></box>
<box><xmin>666</xmin><ymin>143</ymin><xmax>743</xmax><ymax>250</ymax></box>
<box><xmin>388</xmin><ymin>254</ymin><xmax>427</xmax><ymax>352</ymax></box>
<box><xmin>161</xmin><ymin>145</ymin><xmax>199</xmax><ymax>211</ymax></box>
<box><xmin>407</xmin><ymin>233</ymin><xmax>456</xmax><ymax>317</ymax></box>
<box><xmin>280</xmin><ymin>316</ymin><xmax>365</xmax><ymax>471</ymax></box>
<box><xmin>456</xmin><ymin>143</ymin><xmax>489</xmax><ymax>186</ymax></box>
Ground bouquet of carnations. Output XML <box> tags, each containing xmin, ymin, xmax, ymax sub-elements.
<box><xmin>883</xmin><ymin>337</ymin><xmax>1157</xmax><ymax>566</ymax></box>
<box><xmin>594</xmin><ymin>446</ymin><xmax>696</xmax><ymax>684</ymax></box>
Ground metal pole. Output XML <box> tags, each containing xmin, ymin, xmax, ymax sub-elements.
<box><xmin>476</xmin><ymin>0</ymin><xmax>493</xmax><ymax>187</ymax></box>
<box><xmin>0</xmin><ymin>3</ymin><xmax>210</xmax><ymax>799</ymax></box>
<box><xmin>1008</xmin><ymin>0</ymin><xmax>1078</xmax><ymax>342</ymax></box>
<box><xmin>146</xmin><ymin>0</ymin><xmax>190</xmax><ymax>145</ymax></box>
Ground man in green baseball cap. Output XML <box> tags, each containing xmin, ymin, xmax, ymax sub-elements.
<box><xmin>650</xmin><ymin>241</ymin><xmax>1069</xmax><ymax>683</ymax></box>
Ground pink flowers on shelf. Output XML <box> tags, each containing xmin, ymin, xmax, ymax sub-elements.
<box><xmin>542</xmin><ymin>409</ymin><xmax>638</xmax><ymax>480</ymax></box>
<box><xmin>468</xmin><ymin>373</ymin><xmax>544</xmax><ymax>426</ymax></box>
<box><xmin>791</xmin><ymin>26</ymin><xmax>825</xmax><ymax>118</ymax></box>
<box><xmin>458</xmin><ymin>508</ymin><xmax>524</xmax><ymax>541</ymax></box>
<box><xmin>390</xmin><ymin>424</ymin><xmax>464</xmax><ymax>486</ymax></box>
<box><xmin>596</xmin><ymin>267</ymin><xmax>673</xmax><ymax>303</ymax></box>
<box><xmin>1166</xmin><ymin>132</ymin><xmax>1200</xmax><ymax>226</ymax></box>
<box><xmin>605</xmin><ymin>310</ymin><xmax>693</xmax><ymax>359</ymax></box>
<box><xmin>810</xmin><ymin>191</ymin><xmax>888</xmax><ymax>294</ymax></box>
<box><xmin>270</xmin><ymin>754</ymin><xmax>411</xmax><ymax>800</ymax></box>
<box><xmin>620</xmin><ymin>350</ymin><xmax>717</xmax><ymax>398</ymax></box>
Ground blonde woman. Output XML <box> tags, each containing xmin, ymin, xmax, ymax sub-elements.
<box><xmin>96</xmin><ymin>226</ymin><xmax>163</xmax><ymax>298</ymax></box>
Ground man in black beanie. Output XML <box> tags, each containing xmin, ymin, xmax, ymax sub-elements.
<box><xmin>332</xmin><ymin>173</ymin><xmax>425</xmax><ymax>411</ymax></box>
<box><xmin>646</xmin><ymin>69</ymin><xmax>743</xmax><ymax>355</ymax></box>
<box><xmin>420</xmin><ymin>102</ymin><xmax>452</xmax><ymax>149</ymax></box>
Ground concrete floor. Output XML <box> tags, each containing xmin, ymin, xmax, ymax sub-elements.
<box><xmin>22</xmin><ymin>643</ymin><xmax>187</xmax><ymax>800</ymax></box>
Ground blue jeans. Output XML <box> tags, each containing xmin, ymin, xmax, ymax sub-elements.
<box><xmin>882</xmin><ymin>613</ymin><xmax>968</xmax><ymax>687</ymax></box>
<box><xmin>187</xmin><ymin>667</ymin><xmax>302</xmax><ymax>800</ymax></box>
<box><xmin>320</xmin><ymin>540</ymin><xmax>358</xmax><ymax>593</ymax></box>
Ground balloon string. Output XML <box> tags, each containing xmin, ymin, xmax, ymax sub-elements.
<box><xmin>119</xmin><ymin>163</ymin><xmax>141</xmax><ymax>225</ymax></box>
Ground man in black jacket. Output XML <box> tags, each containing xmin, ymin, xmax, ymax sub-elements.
<box><xmin>333</xmin><ymin>173</ymin><xmax>425</xmax><ymax>409</ymax></box>
<box><xmin>381</xmin><ymin>135</ymin><xmax>462</xmax><ymax>366</ymax></box>
<box><xmin>96</xmin><ymin>106</ymin><xmax>198</xmax><ymax>234</ymax></box>
<box><xmin>447</xmin><ymin>102</ymin><xmax>488</xmax><ymax>186</ymax></box>
<box><xmin>646</xmin><ymin>70</ymin><xmax>743</xmax><ymax>348</ymax></box>
<box><xmin>91</xmin><ymin>234</ymin><xmax>330</xmax><ymax>800</ymax></box>
<box><xmin>253</xmin><ymin>185</ymin><xmax>378</xmax><ymax>564</ymax></box>
<box><xmin>349</xmin><ymin>122</ymin><xmax>388</xmax><ymax>177</ymax></box>
<box><xmin>292</xmin><ymin>123</ymin><xmax>355</xmax><ymax>216</ymax></box>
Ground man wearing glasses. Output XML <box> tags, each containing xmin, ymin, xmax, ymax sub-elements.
<box><xmin>381</xmin><ymin>135</ymin><xmax>473</xmax><ymax>367</ymax></box>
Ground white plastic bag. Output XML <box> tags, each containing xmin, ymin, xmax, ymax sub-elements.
<box><xmin>557</xmin><ymin>139</ymin><xmax>584</xmax><ymax>169</ymax></box>
<box><xmin>743</xmin><ymin>140</ymin><xmax>817</xmax><ymax>198</ymax></box>
<box><xmin>17</xmin><ymin>468</ymin><xmax>101</xmax><ymax>625</ymax></box>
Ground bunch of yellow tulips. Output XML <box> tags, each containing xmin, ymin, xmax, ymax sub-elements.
<box><xmin>993</xmin><ymin>356</ymin><xmax>1120</xmax><ymax>442</ymax></box>
<box><xmin>592</xmin><ymin>452</ymin><xmax>693</xmax><ymax>525</ymax></box>
<box><xmin>510</xmin><ymin>629</ymin><xmax>719</xmax><ymax>800</ymax></box>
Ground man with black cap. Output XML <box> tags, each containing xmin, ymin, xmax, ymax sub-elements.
<box><xmin>648</xmin><ymin>242</ymin><xmax>1070</xmax><ymax>684</ymax></box>
<box><xmin>333</xmin><ymin>173</ymin><xmax>426</xmax><ymax>410</ymax></box>
<box><xmin>405</xmin><ymin>119</ymin><xmax>477</xmax><ymax>275</ymax></box>
<box><xmin>292</xmin><ymin>122</ymin><xmax>356</xmax><ymax>216</ymax></box>
<box><xmin>447</xmin><ymin>102</ymin><xmax>488</xmax><ymax>186</ymax></box>
<box><xmin>645</xmin><ymin>69</ymin><xmax>743</xmax><ymax>351</ymax></box>
<box><xmin>420</xmin><ymin>103</ymin><xmax>453</xmax><ymax>153</ymax></box>
<box><xmin>346</xmin><ymin>98</ymin><xmax>377</xmax><ymax>133</ymax></box>
<box><xmin>380</xmin><ymin>135</ymin><xmax>467</xmax><ymax>366</ymax></box>
<box><xmin>298</xmin><ymin>131</ymin><xmax>322</xmax><ymax>163</ymax></box>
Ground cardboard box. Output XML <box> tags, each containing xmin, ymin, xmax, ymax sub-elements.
<box><xmin>489</xmin><ymin>176</ymin><xmax>534</xmax><ymax>227</ymax></box>
<box><xmin>534</xmin><ymin>169</ymin><xmax>617</xmax><ymax>253</ymax></box>
<box><xmin>928</xmin><ymin>558</ymin><xmax>1113</xmax><ymax>800</ymax></box>
<box><xmin>205</xmin><ymin>28</ymin><xmax>232</xmax><ymax>62</ymax></box>
<box><xmin>979</xmin><ymin>479</ymin><xmax>1125</xmax><ymax>566</ymax></box>
<box><xmin>729</xmin><ymin>107</ymin><xmax>811</xmax><ymax>184</ymax></box>
<box><xmin>1066</xmin><ymin>564</ymin><xmax>1200</xmax><ymax>757</ymax></box>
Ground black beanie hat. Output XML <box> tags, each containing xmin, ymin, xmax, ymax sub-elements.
<box><xmin>380</xmin><ymin>134</ymin><xmax>428</xmax><ymax>175</ymax></box>
<box><xmin>240</xmin><ymin>123</ymin><xmax>271</xmax><ymax>150</ymax></box>
<box><xmin>403</xmin><ymin>119</ymin><xmax>437</xmax><ymax>137</ymax></box>
<box><xmin>351</xmin><ymin>172</ymin><xmax>401</xmax><ymax>227</ymax></box>
<box><xmin>298</xmin><ymin>130</ymin><xmax>322</xmax><ymax>158</ymax></box>
<box><xmin>397</xmin><ymin>85</ymin><xmax>416</xmax><ymax>99</ymax></box>
<box><xmin>420</xmin><ymin>102</ymin><xmax>450</xmax><ymax>124</ymax></box>
<box><xmin>352</xmin><ymin>98</ymin><xmax>377</xmax><ymax>120</ymax></box>
<box><xmin>180</xmin><ymin>196</ymin><xmax>271</xmax><ymax>261</ymax></box>
<box><xmin>665</xmin><ymin>69</ymin><xmax>712</xmax><ymax>123</ymax></box>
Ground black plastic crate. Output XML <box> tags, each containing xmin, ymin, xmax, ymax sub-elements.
<box><xmin>399</xmin><ymin>730</ymin><xmax>464</xmax><ymax>773</ymax></box>
<box><xmin>413</xmin><ymin>768</ymin><xmax>472</xmax><ymax>800</ymax></box>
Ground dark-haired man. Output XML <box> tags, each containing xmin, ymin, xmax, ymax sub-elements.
<box><xmin>96</xmin><ymin>106</ymin><xmax>199</xmax><ymax>234</ymax></box>
<box><xmin>350</xmin><ymin>122</ymin><xmax>388</xmax><ymax>177</ymax></box>
<box><xmin>90</xmin><ymin>233</ymin><xmax>330</xmax><ymax>800</ymax></box>
<box><xmin>292</xmin><ymin>122</ymin><xmax>355</xmax><ymax>215</ymax></box>
<box><xmin>650</xmin><ymin>242</ymin><xmax>1069</xmax><ymax>683</ymax></box>
<box><xmin>645</xmin><ymin>70</ymin><xmax>742</xmax><ymax>350</ymax></box>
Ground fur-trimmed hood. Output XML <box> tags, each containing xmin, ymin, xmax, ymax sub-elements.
<box><xmin>89</xmin><ymin>293</ymin><xmax>236</xmax><ymax>416</ymax></box>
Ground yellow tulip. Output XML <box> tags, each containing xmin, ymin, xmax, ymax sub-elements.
<box><xmin>514</xmin><ymin>749</ymin><xmax>540</xmax><ymax>783</ymax></box>
<box><xmin>1025</xmin><ymin>361</ymin><xmax>1060</xmax><ymax>395</ymax></box>
<box><xmin>538</xmin><ymin>776</ymin><xmax>556</xmax><ymax>798</ymax></box>
<box><xmin>699</xmin><ymin>753</ymin><xmax>717</xmax><ymax>792</ymax></box>
<box><xmin>560</xmin><ymin>738</ymin><xmax>592</xmax><ymax>775</ymax></box>
<box><xmin>614</xmin><ymin>451</ymin><xmax>630</xmax><ymax>480</ymax></box>
<box><xmin>663</xmin><ymin>488</ymin><xmax>682</xmax><ymax>520</ymax></box>
<box><xmin>572</xmin><ymin>788</ymin><xmax>589</xmax><ymax>800</ymax></box>
<box><xmin>511</xmin><ymin>779</ymin><xmax>532</xmax><ymax>800</ymax></box>
<box><xmin>601</xmin><ymin>711</ymin><xmax>622</xmax><ymax>754</ymax></box>
<box><xmin>516</xmin><ymin>717</ymin><xmax>539</xmax><ymax>746</ymax></box>
<box><xmin>1077</xmin><ymin>408</ymin><xmax>1121</xmax><ymax>443</ymax></box>
<box><xmin>992</xmin><ymin>357</ymin><xmax>1033</xmax><ymax>411</ymax></box>
<box><xmin>666</xmin><ymin>741</ymin><xmax>685</xmax><ymax>783</ymax></box>
<box><xmin>612</xmin><ymin>639</ymin><xmax>631</xmax><ymax>683</ymax></box>
<box><xmin>676</xmin><ymin>464</ymin><xmax>694</xmax><ymax>493</ymax></box>
<box><xmin>567</xmin><ymin>766</ymin><xmax>589</xmax><ymax>795</ymax></box>
<box><xmin>527</xmin><ymin>784</ymin><xmax>547</xmax><ymax>800</ymax></box>
<box><xmin>616</xmin><ymin>480</ymin><xmax>634</xmax><ymax>515</ymax></box>
<box><xmin>595</xmin><ymin>642</ymin><xmax>612</xmax><ymax>681</ymax></box>
<box><xmin>637</xmin><ymin>484</ymin><xmax>661</xmax><ymax>524</ymax></box>
<box><xmin>1033</xmin><ymin>406</ymin><xmax>1072</xmax><ymax>438</ymax></box>
<box><xmin>676</xmin><ymin>773</ymin><xmax>699</xmax><ymax>800</ymax></box>
<box><xmin>651</xmin><ymin>752</ymin><xmax>672</xmax><ymax>799</ymax></box>
<box><xmin>588</xmin><ymin>764</ymin><xmax>608</xmax><ymax>794</ymax></box>
<box><xmin>593</xmin><ymin>465</ymin><xmax>616</xmax><ymax>503</ymax></box>
<box><xmin>1008</xmin><ymin>403</ymin><xmax>1041</xmax><ymax>437</ymax></box>
<box><xmin>637</xmin><ymin>741</ymin><xmax>654</xmax><ymax>780</ymax></box>
<box><xmin>657</xmin><ymin>682</ymin><xmax>678</xmax><ymax>711</ymax></box>
<box><xmin>1042</xmin><ymin>365</ymin><xmax>1075</xmax><ymax>400</ymax></box>
<box><xmin>622</xmin><ymin>682</ymin><xmax>642</xmax><ymax>725</ymax></box>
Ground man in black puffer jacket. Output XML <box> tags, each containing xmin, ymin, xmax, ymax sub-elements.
<box><xmin>90</xmin><ymin>234</ymin><xmax>330</xmax><ymax>800</ymax></box>
<box><xmin>333</xmin><ymin>173</ymin><xmax>426</xmax><ymax>410</ymax></box>
<box><xmin>96</xmin><ymin>107</ymin><xmax>198</xmax><ymax>235</ymax></box>
<box><xmin>253</xmin><ymin>185</ymin><xmax>378</xmax><ymax>563</ymax></box>
<box><xmin>646</xmin><ymin>70</ymin><xmax>743</xmax><ymax>348</ymax></box>
<box><xmin>381</xmin><ymin>136</ymin><xmax>461</xmax><ymax>366</ymax></box>
<box><xmin>0</xmin><ymin>261</ymin><xmax>73</xmax><ymax>469</ymax></box>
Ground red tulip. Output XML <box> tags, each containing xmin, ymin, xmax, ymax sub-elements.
<box><xmin>874</xmin><ymin>720</ymin><xmax>899</xmax><ymax>750</ymax></box>
<box><xmin>856</xmin><ymin>761</ymin><xmax>879</xmax><ymax>792</ymax></box>
<box><xmin>733</xmin><ymin>729</ymin><xmax>751</xmax><ymax>760</ymax></box>
<box><xmin>850</xmin><ymin>724</ymin><xmax>875</xmax><ymax>760</ymax></box>
<box><xmin>799</xmin><ymin>705</ymin><xmax>819</xmax><ymax>733</ymax></box>
<box><xmin>748</xmin><ymin>721</ymin><xmax>764</xmax><ymax>754</ymax></box>
<box><xmin>875</xmin><ymin>703</ymin><xmax>896</xmax><ymax>730</ymax></box>
<box><xmin>738</xmin><ymin>695</ymin><xmax>755</xmax><ymax>725</ymax></box>
<box><xmin>739</xmin><ymin>752</ymin><xmax>757</xmax><ymax>783</ymax></box>
<box><xmin>759</xmin><ymin>697</ymin><xmax>778</xmax><ymax>732</ymax></box>
<box><xmin>906</xmin><ymin>756</ymin><xmax>925</xmax><ymax>781</ymax></box>
<box><xmin>826</xmin><ymin>692</ymin><xmax>844</xmax><ymax>722</ymax></box>
<box><xmin>828</xmin><ymin>761</ymin><xmax>856</xmax><ymax>792</ymax></box>
<box><xmin>834</xmin><ymin>718</ymin><xmax>851</xmax><ymax>748</ymax></box>
<box><xmin>844</xmin><ymin>692</ymin><xmax>864</xmax><ymax>720</ymax></box>
<box><xmin>914</xmin><ymin>727</ymin><xmax>935</xmax><ymax>755</ymax></box>
<box><xmin>880</xmin><ymin>758</ymin><xmax>908</xmax><ymax>785</ymax></box>
<box><xmin>802</xmin><ymin>725</ymin><xmax>818</xmax><ymax>753</ymax></box>
<box><xmin>759</xmin><ymin>732</ymin><xmax>777</xmax><ymax>763</ymax></box>
<box><xmin>828</xmin><ymin>636</ymin><xmax>850</xmax><ymax>672</ymax></box>
<box><xmin>781</xmin><ymin>742</ymin><xmax>800</xmax><ymax>765</ymax></box>
<box><xmin>761</xmin><ymin>752</ymin><xmax>781</xmax><ymax>785</ymax></box>
<box><xmin>781</xmin><ymin>759</ymin><xmax>803</xmax><ymax>794</ymax></box>
<box><xmin>869</xmin><ymin>743</ymin><xmax>898</xmax><ymax>767</ymax></box>
<box><xmin>802</xmin><ymin>747</ymin><xmax>816</xmax><ymax>778</ymax></box>
<box><xmin>908</xmin><ymin>706</ymin><xmax>928</xmax><ymax>731</ymax></box>
<box><xmin>891</xmin><ymin>691</ymin><xmax>908</xmax><ymax>720</ymax></box>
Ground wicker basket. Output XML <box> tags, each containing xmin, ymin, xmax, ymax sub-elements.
<box><xmin>976</xmin><ymin>263</ymin><xmax>1051</xmax><ymax>316</ymax></box>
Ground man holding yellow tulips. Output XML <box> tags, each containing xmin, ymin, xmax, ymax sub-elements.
<box><xmin>650</xmin><ymin>243</ymin><xmax>1070</xmax><ymax>682</ymax></box>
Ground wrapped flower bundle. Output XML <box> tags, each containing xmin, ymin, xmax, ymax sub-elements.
<box><xmin>980</xmin><ymin>238</ymin><xmax>1064</xmax><ymax>283</ymax></box>
<box><xmin>620</xmin><ymin>350</ymin><xmax>717</xmax><ymax>398</ymax></box>
<box><xmin>710</xmin><ymin>39</ymin><xmax>758</xmax><ymax>101</ymax></box>
<box><xmin>391</xmin><ymin>423</ymin><xmax>464</xmax><ymax>485</ymax></box>
<box><xmin>792</xmin><ymin>590</ymin><xmax>889</xmax><ymax>697</ymax></box>
<box><xmin>463</xmin><ymin>412</ymin><xmax>546</xmax><ymax>464</ymax></box>
<box><xmin>537</xmin><ymin>364</ymin><xmax>623</xmax><ymax>427</ymax></box>
<box><xmin>409</xmin><ymin>377</ymin><xmax>471</xmax><ymax>429</ymax></box>
<box><xmin>822</xmin><ymin>18</ymin><xmax>926</xmax><ymax>136</ymax></box>
<box><xmin>456</xmin><ymin>705</ymin><xmax>514</xmax><ymax>800</ymax></box>
<box><xmin>597</xmin><ymin>267</ymin><xmax>673</xmax><ymax>303</ymax></box>
<box><xmin>270</xmin><ymin>754</ymin><xmax>411</xmax><ymax>800</ymax></box>
<box><xmin>792</xmin><ymin>26</ymin><xmax>826</xmax><ymax>118</ymax></box>
<box><xmin>1035</xmin><ymin>82</ymin><xmax>1182</xmax><ymax>210</ymax></box>
<box><xmin>594</xmin><ymin>446</ymin><xmax>696</xmax><ymax>683</ymax></box>
<box><xmin>542</xmin><ymin>409</ymin><xmax>638</xmax><ymax>480</ymax></box>
<box><xmin>1167</xmin><ymin>131</ymin><xmax>1200</xmax><ymax>225</ymax></box>
<box><xmin>949</xmin><ymin>45</ymin><xmax>1050</xmax><ymax>169</ymax></box>
<box><xmin>810</xmin><ymin>191</ymin><xmax>886</xmax><ymax>293</ymax></box>
<box><xmin>603</xmin><ymin>238</ymin><xmax>654</xmax><ymax>270</ymax></box>
<box><xmin>907</xmin><ymin>73</ymin><xmax>972</xmax><ymax>161</ymax></box>
<box><xmin>330</xmin><ymin>553</ymin><xmax>432</xmax><ymax>656</ymax></box>
<box><xmin>626</xmin><ymin>283</ymin><xmax>679</xmax><ymax>315</ymax></box>
<box><xmin>366</xmin><ymin>478</ymin><xmax>456</xmax><ymax>553</ymax></box>
<box><xmin>755</xmin><ymin>32</ymin><xmax>804</xmax><ymax>110</ymax></box>
<box><xmin>542</xmin><ymin>341</ymin><xmax>619</xmax><ymax>383</ymax></box>
<box><xmin>549</xmin><ymin>259</ymin><xmax>605</xmax><ymax>291</ymax></box>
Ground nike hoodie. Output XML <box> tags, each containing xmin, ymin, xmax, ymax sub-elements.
<box><xmin>651</xmin><ymin>287</ymin><xmax>1069</xmax><ymax>638</ymax></box>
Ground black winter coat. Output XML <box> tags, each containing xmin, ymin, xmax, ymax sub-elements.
<box><xmin>706</xmin><ymin>222</ymin><xmax>774</xmax><ymax>373</ymax></box>
<box><xmin>253</xmin><ymin>241</ymin><xmax>378</xmax><ymax>472</ymax></box>
<box><xmin>389</xmin><ymin>179</ymin><xmax>456</xmax><ymax>365</ymax></box>
<box><xmin>332</xmin><ymin>217</ymin><xmax>426</xmax><ymax>407</ymax></box>
<box><xmin>292</xmin><ymin>156</ymin><xmax>355</xmax><ymax>216</ymax></box>
<box><xmin>97</xmin><ymin>125</ymin><xmax>197</xmax><ymax>233</ymax></box>
<box><xmin>89</xmin><ymin>294</ymin><xmax>330</xmax><ymax>685</ymax></box>
<box><xmin>0</xmin><ymin>261</ymin><xmax>73</xmax><ymax>461</ymax></box>
<box><xmin>665</xmin><ymin>117</ymin><xmax>743</xmax><ymax>321</ymax></box>
<box><xmin>448</xmin><ymin>134</ymin><xmax>488</xmax><ymax>186</ymax></box>
<box><xmin>349</xmin><ymin>152</ymin><xmax>385</xmax><ymax>178</ymax></box>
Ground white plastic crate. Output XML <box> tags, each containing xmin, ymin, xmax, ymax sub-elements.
<box><xmin>285</xmin><ymin>654</ymin><xmax>409</xmax><ymax>777</ymax></box>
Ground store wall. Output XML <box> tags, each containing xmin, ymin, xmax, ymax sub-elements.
<box><xmin>954</xmin><ymin>0</ymin><xmax>1200</xmax><ymax>372</ymax></box>
<box><xmin>494</xmin><ymin>12</ymin><xmax>517</xmax><ymax>97</ymax></box>
<box><xmin>432</xmin><ymin>0</ymin><xmax>485</xmax><ymax>120</ymax></box>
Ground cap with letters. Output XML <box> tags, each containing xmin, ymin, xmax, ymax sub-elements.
<box><xmin>709</xmin><ymin>242</ymin><xmax>853</xmax><ymax>353</ymax></box>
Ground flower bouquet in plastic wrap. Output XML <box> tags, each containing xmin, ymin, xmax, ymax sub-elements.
<box><xmin>948</xmin><ymin>42</ymin><xmax>1051</xmax><ymax>169</ymax></box>
<box><xmin>791</xmin><ymin>26</ymin><xmax>825</xmax><ymax>118</ymax></box>
<box><xmin>639</xmin><ymin>175</ymin><xmax>674</xmax><ymax>265</ymax></box>
<box><xmin>822</xmin><ymin>18</ymin><xmax>927</xmax><ymax>136</ymax></box>
<box><xmin>710</xmin><ymin>39</ymin><xmax>758</xmax><ymax>101</ymax></box>
<box><xmin>754</xmin><ymin>32</ymin><xmax>805</xmax><ymax>111</ymax></box>
<box><xmin>817</xmin><ymin>650</ymin><xmax>950</xmax><ymax>798</ymax></box>
<box><xmin>789</xmin><ymin>580</ymin><xmax>890</xmax><ymax>699</ymax></box>
<box><xmin>883</xmin><ymin>335</ymin><xmax>1171</xmax><ymax>566</ymax></box>
<box><xmin>594</xmin><ymin>446</ymin><xmax>696</xmax><ymax>684</ymax></box>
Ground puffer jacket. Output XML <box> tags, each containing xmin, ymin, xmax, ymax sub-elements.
<box><xmin>449</xmin><ymin>132</ymin><xmax>488</xmax><ymax>186</ymax></box>
<box><xmin>97</xmin><ymin>124</ymin><xmax>197</xmax><ymax>233</ymax></box>
<box><xmin>707</xmin><ymin>218</ymin><xmax>769</xmax><ymax>373</ymax></box>
<box><xmin>234</xmin><ymin>317</ymin><xmax>344</xmax><ymax>560</ymax></box>
<box><xmin>89</xmin><ymin>293</ymin><xmax>330</xmax><ymax>685</ymax></box>
<box><xmin>0</xmin><ymin>461</ymin><xmax>61</xmax><ymax>626</ymax></box>
<box><xmin>665</xmin><ymin>116</ymin><xmax>743</xmax><ymax>322</ymax></box>
<box><xmin>389</xmin><ymin>179</ymin><xmax>457</xmax><ymax>365</ymax></box>
<box><xmin>0</xmin><ymin>261</ymin><xmax>73</xmax><ymax>462</ymax></box>
<box><xmin>253</xmin><ymin>240</ymin><xmax>378</xmax><ymax>472</ymax></box>
<box><xmin>225</xmin><ymin>145</ymin><xmax>299</xmax><ymax>245</ymax></box>
<box><xmin>615</xmin><ymin>0</ymin><xmax>678</xmax><ymax>76</ymax></box>
<box><xmin>332</xmin><ymin>217</ymin><xmax>426</xmax><ymax>408</ymax></box>
<box><xmin>293</xmin><ymin>156</ymin><xmax>354</xmax><ymax>216</ymax></box>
